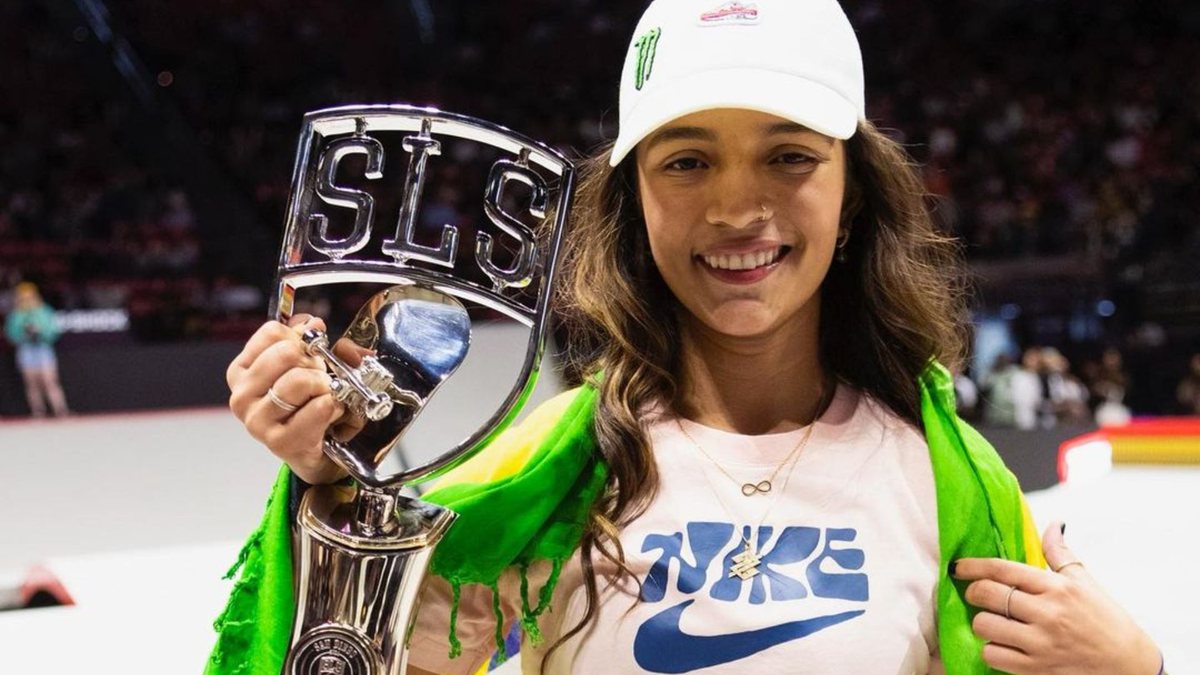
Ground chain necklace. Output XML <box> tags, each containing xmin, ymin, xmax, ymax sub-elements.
<box><xmin>678</xmin><ymin>419</ymin><xmax>810</xmax><ymax>496</ymax></box>
<box><xmin>676</xmin><ymin>381</ymin><xmax>835</xmax><ymax>576</ymax></box>
<box><xmin>677</xmin><ymin>386</ymin><xmax>831</xmax><ymax>579</ymax></box>
<box><xmin>691</xmin><ymin>421</ymin><xmax>815</xmax><ymax>580</ymax></box>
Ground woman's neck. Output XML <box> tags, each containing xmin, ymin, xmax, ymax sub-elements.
<box><xmin>675</xmin><ymin>315</ymin><xmax>828</xmax><ymax>435</ymax></box>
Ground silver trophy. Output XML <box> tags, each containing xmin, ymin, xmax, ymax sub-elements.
<box><xmin>272</xmin><ymin>105</ymin><xmax>574</xmax><ymax>675</ymax></box>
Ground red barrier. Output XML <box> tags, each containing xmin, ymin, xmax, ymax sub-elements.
<box><xmin>1058</xmin><ymin>417</ymin><xmax>1200</xmax><ymax>483</ymax></box>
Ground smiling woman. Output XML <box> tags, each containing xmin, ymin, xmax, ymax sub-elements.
<box><xmin>211</xmin><ymin>0</ymin><xmax>1164</xmax><ymax>674</ymax></box>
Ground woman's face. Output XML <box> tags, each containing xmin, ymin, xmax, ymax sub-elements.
<box><xmin>634</xmin><ymin>108</ymin><xmax>845</xmax><ymax>339</ymax></box>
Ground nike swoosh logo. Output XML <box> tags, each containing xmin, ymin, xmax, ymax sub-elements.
<box><xmin>633</xmin><ymin>599</ymin><xmax>865</xmax><ymax>673</ymax></box>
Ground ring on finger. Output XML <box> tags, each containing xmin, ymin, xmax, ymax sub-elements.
<box><xmin>1003</xmin><ymin>585</ymin><xmax>1017</xmax><ymax>620</ymax></box>
<box><xmin>266</xmin><ymin>386</ymin><xmax>301</xmax><ymax>414</ymax></box>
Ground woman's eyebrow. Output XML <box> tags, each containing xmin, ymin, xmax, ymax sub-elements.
<box><xmin>765</xmin><ymin>122</ymin><xmax>833</xmax><ymax>145</ymax></box>
<box><xmin>643</xmin><ymin>126</ymin><xmax>717</xmax><ymax>153</ymax></box>
<box><xmin>765</xmin><ymin>121</ymin><xmax>811</xmax><ymax>135</ymax></box>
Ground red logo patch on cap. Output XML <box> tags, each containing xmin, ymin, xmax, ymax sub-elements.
<box><xmin>699</xmin><ymin>2</ymin><xmax>759</xmax><ymax>25</ymax></box>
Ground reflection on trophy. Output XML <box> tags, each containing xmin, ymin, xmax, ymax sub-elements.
<box><xmin>272</xmin><ymin>106</ymin><xmax>574</xmax><ymax>674</ymax></box>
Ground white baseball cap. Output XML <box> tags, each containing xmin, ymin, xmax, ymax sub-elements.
<box><xmin>610</xmin><ymin>0</ymin><xmax>865</xmax><ymax>166</ymax></box>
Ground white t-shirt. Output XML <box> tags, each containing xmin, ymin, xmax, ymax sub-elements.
<box><xmin>409</xmin><ymin>385</ymin><xmax>942</xmax><ymax>674</ymax></box>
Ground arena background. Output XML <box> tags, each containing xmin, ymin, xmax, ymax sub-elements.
<box><xmin>0</xmin><ymin>0</ymin><xmax>1197</xmax><ymax>672</ymax></box>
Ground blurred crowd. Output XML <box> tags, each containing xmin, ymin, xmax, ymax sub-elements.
<box><xmin>958</xmin><ymin>346</ymin><xmax>1200</xmax><ymax>426</ymax></box>
<box><xmin>0</xmin><ymin>0</ymin><xmax>1197</xmax><ymax>412</ymax></box>
<box><xmin>0</xmin><ymin>3</ymin><xmax>264</xmax><ymax>341</ymax></box>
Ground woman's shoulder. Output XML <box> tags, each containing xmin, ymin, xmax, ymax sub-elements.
<box><xmin>848</xmin><ymin>380</ymin><xmax>1013</xmax><ymax>481</ymax></box>
<box><xmin>837</xmin><ymin>384</ymin><xmax>923</xmax><ymax>440</ymax></box>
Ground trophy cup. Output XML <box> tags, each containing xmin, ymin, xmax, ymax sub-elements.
<box><xmin>271</xmin><ymin>106</ymin><xmax>575</xmax><ymax>675</ymax></box>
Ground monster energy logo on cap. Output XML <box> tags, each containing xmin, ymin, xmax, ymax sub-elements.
<box><xmin>633</xmin><ymin>27</ymin><xmax>661</xmax><ymax>90</ymax></box>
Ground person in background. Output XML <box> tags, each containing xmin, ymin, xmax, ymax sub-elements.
<box><xmin>1175</xmin><ymin>353</ymin><xmax>1200</xmax><ymax>415</ymax></box>
<box><xmin>954</xmin><ymin>367</ymin><xmax>980</xmax><ymax>422</ymax></box>
<box><xmin>1043</xmin><ymin>348</ymin><xmax>1089</xmax><ymax>427</ymax></box>
<box><xmin>4</xmin><ymin>282</ymin><xmax>70</xmax><ymax>417</ymax></box>
<box><xmin>982</xmin><ymin>350</ymin><xmax>1041</xmax><ymax>430</ymax></box>
<box><xmin>982</xmin><ymin>352</ymin><xmax>1018</xmax><ymax>427</ymax></box>
<box><xmin>1015</xmin><ymin>347</ymin><xmax>1045</xmax><ymax>430</ymax></box>
<box><xmin>1091</xmin><ymin>347</ymin><xmax>1131</xmax><ymax>427</ymax></box>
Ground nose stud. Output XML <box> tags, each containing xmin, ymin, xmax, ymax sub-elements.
<box><xmin>759</xmin><ymin>203</ymin><xmax>771</xmax><ymax>222</ymax></box>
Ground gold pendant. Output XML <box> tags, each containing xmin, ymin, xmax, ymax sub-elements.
<box><xmin>741</xmin><ymin>480</ymin><xmax>772</xmax><ymax>496</ymax></box>
<box><xmin>729</xmin><ymin>540</ymin><xmax>762</xmax><ymax>580</ymax></box>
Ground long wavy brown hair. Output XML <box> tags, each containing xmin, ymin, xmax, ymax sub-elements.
<box><xmin>542</xmin><ymin>118</ymin><xmax>969</xmax><ymax>664</ymax></box>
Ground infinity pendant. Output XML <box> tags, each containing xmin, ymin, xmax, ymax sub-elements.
<box><xmin>741</xmin><ymin>480</ymin><xmax>772</xmax><ymax>496</ymax></box>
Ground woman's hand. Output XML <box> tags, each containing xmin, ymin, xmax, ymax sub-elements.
<box><xmin>952</xmin><ymin>522</ymin><xmax>1161</xmax><ymax>675</ymax></box>
<box><xmin>226</xmin><ymin>314</ymin><xmax>348</xmax><ymax>484</ymax></box>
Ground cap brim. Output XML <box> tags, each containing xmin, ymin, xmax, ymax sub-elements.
<box><xmin>610</xmin><ymin>67</ymin><xmax>859</xmax><ymax>166</ymax></box>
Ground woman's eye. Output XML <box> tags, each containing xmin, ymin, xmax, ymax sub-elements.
<box><xmin>665</xmin><ymin>157</ymin><xmax>705</xmax><ymax>171</ymax></box>
<box><xmin>773</xmin><ymin>152</ymin><xmax>817</xmax><ymax>166</ymax></box>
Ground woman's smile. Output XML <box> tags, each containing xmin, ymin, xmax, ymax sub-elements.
<box><xmin>697</xmin><ymin>240</ymin><xmax>792</xmax><ymax>282</ymax></box>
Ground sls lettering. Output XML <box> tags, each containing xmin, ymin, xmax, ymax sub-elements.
<box><xmin>640</xmin><ymin>522</ymin><xmax>869</xmax><ymax>604</ymax></box>
<box><xmin>303</xmin><ymin>118</ymin><xmax>544</xmax><ymax>290</ymax></box>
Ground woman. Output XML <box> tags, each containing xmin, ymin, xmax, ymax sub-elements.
<box><xmin>211</xmin><ymin>0</ymin><xmax>1163</xmax><ymax>673</ymax></box>
<box><xmin>4</xmin><ymin>282</ymin><xmax>69</xmax><ymax>418</ymax></box>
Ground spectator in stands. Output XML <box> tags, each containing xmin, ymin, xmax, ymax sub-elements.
<box><xmin>982</xmin><ymin>353</ymin><xmax>1018</xmax><ymax>427</ymax></box>
<box><xmin>953</xmin><ymin>368</ymin><xmax>979</xmax><ymax>422</ymax></box>
<box><xmin>981</xmin><ymin>351</ymin><xmax>1041</xmax><ymax>430</ymax></box>
<box><xmin>1176</xmin><ymin>353</ymin><xmax>1200</xmax><ymax>415</ymax></box>
<box><xmin>1042</xmin><ymin>348</ymin><xmax>1090</xmax><ymax>427</ymax></box>
<box><xmin>1015</xmin><ymin>347</ymin><xmax>1045</xmax><ymax>430</ymax></box>
<box><xmin>4</xmin><ymin>282</ymin><xmax>70</xmax><ymax>417</ymax></box>
<box><xmin>159</xmin><ymin>188</ymin><xmax>197</xmax><ymax>233</ymax></box>
<box><xmin>1091</xmin><ymin>347</ymin><xmax>1132</xmax><ymax>426</ymax></box>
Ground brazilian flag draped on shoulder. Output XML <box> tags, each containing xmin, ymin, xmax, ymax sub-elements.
<box><xmin>205</xmin><ymin>363</ymin><xmax>1045</xmax><ymax>675</ymax></box>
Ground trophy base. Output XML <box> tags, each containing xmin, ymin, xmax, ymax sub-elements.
<box><xmin>287</xmin><ymin>483</ymin><xmax>457</xmax><ymax>675</ymax></box>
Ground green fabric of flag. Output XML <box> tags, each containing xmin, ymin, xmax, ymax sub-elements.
<box><xmin>420</xmin><ymin>384</ymin><xmax>608</xmax><ymax>657</ymax></box>
<box><xmin>205</xmin><ymin>464</ymin><xmax>295</xmax><ymax>675</ymax></box>
<box><xmin>920</xmin><ymin>361</ymin><xmax>1032</xmax><ymax>674</ymax></box>
<box><xmin>205</xmin><ymin>385</ymin><xmax>606</xmax><ymax>674</ymax></box>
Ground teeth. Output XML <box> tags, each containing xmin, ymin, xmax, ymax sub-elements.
<box><xmin>702</xmin><ymin>247</ymin><xmax>783</xmax><ymax>271</ymax></box>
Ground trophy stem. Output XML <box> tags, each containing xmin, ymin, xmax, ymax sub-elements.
<box><xmin>286</xmin><ymin>483</ymin><xmax>457</xmax><ymax>675</ymax></box>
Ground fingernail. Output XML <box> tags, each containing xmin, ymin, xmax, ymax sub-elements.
<box><xmin>948</xmin><ymin>561</ymin><xmax>958</xmax><ymax>577</ymax></box>
<box><xmin>1060</xmin><ymin>523</ymin><xmax>1067</xmax><ymax>536</ymax></box>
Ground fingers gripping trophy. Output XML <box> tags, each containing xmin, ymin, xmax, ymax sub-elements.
<box><xmin>271</xmin><ymin>106</ymin><xmax>574</xmax><ymax>675</ymax></box>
